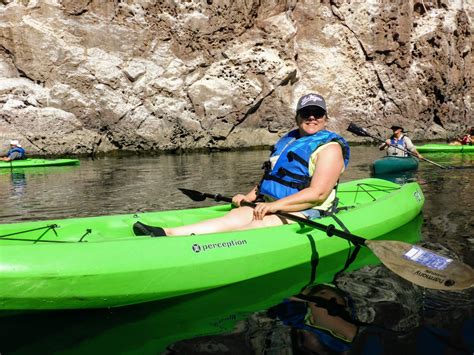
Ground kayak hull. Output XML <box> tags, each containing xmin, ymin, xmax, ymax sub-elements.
<box><xmin>0</xmin><ymin>178</ymin><xmax>425</xmax><ymax>311</ymax></box>
<box><xmin>372</xmin><ymin>156</ymin><xmax>419</xmax><ymax>174</ymax></box>
<box><xmin>0</xmin><ymin>158</ymin><xmax>80</xmax><ymax>169</ymax></box>
<box><xmin>415</xmin><ymin>144</ymin><xmax>474</xmax><ymax>153</ymax></box>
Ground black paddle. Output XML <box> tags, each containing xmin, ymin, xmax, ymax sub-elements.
<box><xmin>179</xmin><ymin>188</ymin><xmax>474</xmax><ymax>291</ymax></box>
<box><xmin>347</xmin><ymin>122</ymin><xmax>449</xmax><ymax>169</ymax></box>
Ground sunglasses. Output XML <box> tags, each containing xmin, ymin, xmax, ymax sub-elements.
<box><xmin>299</xmin><ymin>108</ymin><xmax>326</xmax><ymax>120</ymax></box>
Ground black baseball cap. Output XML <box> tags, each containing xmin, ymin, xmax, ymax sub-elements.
<box><xmin>390</xmin><ymin>125</ymin><xmax>405</xmax><ymax>132</ymax></box>
<box><xmin>296</xmin><ymin>93</ymin><xmax>327</xmax><ymax>113</ymax></box>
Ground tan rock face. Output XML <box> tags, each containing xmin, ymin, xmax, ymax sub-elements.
<box><xmin>0</xmin><ymin>0</ymin><xmax>471</xmax><ymax>155</ymax></box>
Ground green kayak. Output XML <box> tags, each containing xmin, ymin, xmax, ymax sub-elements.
<box><xmin>415</xmin><ymin>144</ymin><xmax>474</xmax><ymax>153</ymax></box>
<box><xmin>0</xmin><ymin>178</ymin><xmax>425</xmax><ymax>311</ymax></box>
<box><xmin>0</xmin><ymin>158</ymin><xmax>80</xmax><ymax>169</ymax></box>
<box><xmin>0</xmin><ymin>215</ymin><xmax>423</xmax><ymax>354</ymax></box>
<box><xmin>372</xmin><ymin>156</ymin><xmax>419</xmax><ymax>174</ymax></box>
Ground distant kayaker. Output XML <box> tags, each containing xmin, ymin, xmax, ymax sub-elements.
<box><xmin>134</xmin><ymin>93</ymin><xmax>350</xmax><ymax>237</ymax></box>
<box><xmin>0</xmin><ymin>140</ymin><xmax>26</xmax><ymax>162</ymax></box>
<box><xmin>461</xmin><ymin>127</ymin><xmax>473</xmax><ymax>145</ymax></box>
<box><xmin>450</xmin><ymin>127</ymin><xmax>473</xmax><ymax>146</ymax></box>
<box><xmin>379</xmin><ymin>125</ymin><xmax>423</xmax><ymax>159</ymax></box>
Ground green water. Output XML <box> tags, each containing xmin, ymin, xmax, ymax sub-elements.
<box><xmin>0</xmin><ymin>146</ymin><xmax>472</xmax><ymax>354</ymax></box>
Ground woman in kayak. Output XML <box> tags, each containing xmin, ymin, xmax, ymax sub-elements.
<box><xmin>134</xmin><ymin>93</ymin><xmax>350</xmax><ymax>237</ymax></box>
<box><xmin>378</xmin><ymin>125</ymin><xmax>423</xmax><ymax>159</ymax></box>
<box><xmin>0</xmin><ymin>140</ymin><xmax>26</xmax><ymax>162</ymax></box>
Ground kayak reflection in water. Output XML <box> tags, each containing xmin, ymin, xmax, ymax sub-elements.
<box><xmin>133</xmin><ymin>93</ymin><xmax>350</xmax><ymax>237</ymax></box>
<box><xmin>164</xmin><ymin>282</ymin><xmax>474</xmax><ymax>355</ymax></box>
<box><xmin>10</xmin><ymin>172</ymin><xmax>27</xmax><ymax>197</ymax></box>
<box><xmin>269</xmin><ymin>284</ymin><xmax>474</xmax><ymax>355</ymax></box>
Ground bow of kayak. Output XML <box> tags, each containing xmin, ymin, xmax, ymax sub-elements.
<box><xmin>372</xmin><ymin>156</ymin><xmax>419</xmax><ymax>174</ymax></box>
<box><xmin>415</xmin><ymin>144</ymin><xmax>474</xmax><ymax>153</ymax></box>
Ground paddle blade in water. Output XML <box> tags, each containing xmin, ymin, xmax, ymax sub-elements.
<box><xmin>178</xmin><ymin>188</ymin><xmax>207</xmax><ymax>202</ymax></box>
<box><xmin>366</xmin><ymin>240</ymin><xmax>474</xmax><ymax>291</ymax></box>
<box><xmin>347</xmin><ymin>122</ymin><xmax>370</xmax><ymax>137</ymax></box>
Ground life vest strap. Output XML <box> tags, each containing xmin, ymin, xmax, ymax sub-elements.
<box><xmin>277</xmin><ymin>167</ymin><xmax>310</xmax><ymax>183</ymax></box>
<box><xmin>287</xmin><ymin>151</ymin><xmax>307</xmax><ymax>166</ymax></box>
<box><xmin>263</xmin><ymin>172</ymin><xmax>309</xmax><ymax>190</ymax></box>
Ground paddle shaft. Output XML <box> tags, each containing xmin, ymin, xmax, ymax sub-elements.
<box><xmin>206</xmin><ymin>193</ymin><xmax>367</xmax><ymax>245</ymax></box>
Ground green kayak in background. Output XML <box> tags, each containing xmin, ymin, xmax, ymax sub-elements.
<box><xmin>372</xmin><ymin>156</ymin><xmax>419</xmax><ymax>174</ymax></box>
<box><xmin>415</xmin><ymin>144</ymin><xmax>474</xmax><ymax>153</ymax></box>
<box><xmin>0</xmin><ymin>158</ymin><xmax>80</xmax><ymax>169</ymax></box>
<box><xmin>0</xmin><ymin>178</ymin><xmax>425</xmax><ymax>311</ymax></box>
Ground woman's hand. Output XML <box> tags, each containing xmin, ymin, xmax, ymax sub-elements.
<box><xmin>232</xmin><ymin>186</ymin><xmax>258</xmax><ymax>207</ymax></box>
<box><xmin>232</xmin><ymin>194</ymin><xmax>250</xmax><ymax>207</ymax></box>
<box><xmin>379</xmin><ymin>140</ymin><xmax>389</xmax><ymax>150</ymax></box>
<box><xmin>253</xmin><ymin>201</ymin><xmax>280</xmax><ymax>220</ymax></box>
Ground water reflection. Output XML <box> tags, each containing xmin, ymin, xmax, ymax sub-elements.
<box><xmin>0</xmin><ymin>263</ymin><xmax>314</xmax><ymax>354</ymax></box>
<box><xmin>10</xmin><ymin>171</ymin><xmax>27</xmax><ymax>197</ymax></box>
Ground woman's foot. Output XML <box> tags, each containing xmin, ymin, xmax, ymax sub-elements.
<box><xmin>133</xmin><ymin>222</ymin><xmax>167</xmax><ymax>237</ymax></box>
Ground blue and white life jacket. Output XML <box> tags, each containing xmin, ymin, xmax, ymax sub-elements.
<box><xmin>258</xmin><ymin>129</ymin><xmax>350</xmax><ymax>200</ymax></box>
<box><xmin>387</xmin><ymin>136</ymin><xmax>408</xmax><ymax>156</ymax></box>
<box><xmin>7</xmin><ymin>147</ymin><xmax>26</xmax><ymax>160</ymax></box>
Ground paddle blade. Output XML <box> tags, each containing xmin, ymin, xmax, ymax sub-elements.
<box><xmin>178</xmin><ymin>188</ymin><xmax>207</xmax><ymax>202</ymax></box>
<box><xmin>347</xmin><ymin>122</ymin><xmax>370</xmax><ymax>137</ymax></box>
<box><xmin>366</xmin><ymin>240</ymin><xmax>474</xmax><ymax>291</ymax></box>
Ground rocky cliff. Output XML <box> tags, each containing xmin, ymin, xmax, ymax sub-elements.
<box><xmin>0</xmin><ymin>0</ymin><xmax>471</xmax><ymax>155</ymax></box>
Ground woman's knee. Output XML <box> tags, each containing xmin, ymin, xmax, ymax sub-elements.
<box><xmin>240</xmin><ymin>215</ymin><xmax>285</xmax><ymax>230</ymax></box>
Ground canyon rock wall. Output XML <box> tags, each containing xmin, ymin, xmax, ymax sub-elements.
<box><xmin>0</xmin><ymin>0</ymin><xmax>471</xmax><ymax>155</ymax></box>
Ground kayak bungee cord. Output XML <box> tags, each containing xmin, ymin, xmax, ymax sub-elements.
<box><xmin>78</xmin><ymin>229</ymin><xmax>92</xmax><ymax>242</ymax></box>
<box><xmin>0</xmin><ymin>224</ymin><xmax>58</xmax><ymax>242</ymax></box>
<box><xmin>0</xmin><ymin>224</ymin><xmax>90</xmax><ymax>243</ymax></box>
<box><xmin>0</xmin><ymin>237</ymin><xmax>74</xmax><ymax>243</ymax></box>
<box><xmin>337</xmin><ymin>183</ymin><xmax>400</xmax><ymax>203</ymax></box>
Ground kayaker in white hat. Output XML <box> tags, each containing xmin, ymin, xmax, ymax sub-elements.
<box><xmin>133</xmin><ymin>93</ymin><xmax>351</xmax><ymax>237</ymax></box>
<box><xmin>0</xmin><ymin>139</ymin><xmax>26</xmax><ymax>162</ymax></box>
<box><xmin>379</xmin><ymin>125</ymin><xmax>423</xmax><ymax>159</ymax></box>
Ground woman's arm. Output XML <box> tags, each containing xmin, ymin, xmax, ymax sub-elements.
<box><xmin>405</xmin><ymin>137</ymin><xmax>423</xmax><ymax>158</ymax></box>
<box><xmin>252</xmin><ymin>144</ymin><xmax>344</xmax><ymax>219</ymax></box>
<box><xmin>379</xmin><ymin>140</ymin><xmax>389</xmax><ymax>150</ymax></box>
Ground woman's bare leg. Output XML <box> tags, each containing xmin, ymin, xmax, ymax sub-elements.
<box><xmin>165</xmin><ymin>206</ymin><xmax>255</xmax><ymax>236</ymax></box>
<box><xmin>164</xmin><ymin>207</ymin><xmax>301</xmax><ymax>236</ymax></box>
